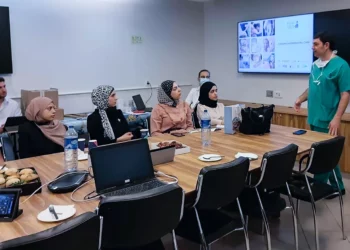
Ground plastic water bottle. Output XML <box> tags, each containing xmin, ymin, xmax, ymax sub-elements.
<box><xmin>64</xmin><ymin>126</ymin><xmax>78</xmax><ymax>172</ymax></box>
<box><xmin>201</xmin><ymin>110</ymin><xmax>211</xmax><ymax>147</ymax></box>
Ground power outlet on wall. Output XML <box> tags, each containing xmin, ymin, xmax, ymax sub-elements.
<box><xmin>274</xmin><ymin>91</ymin><xmax>282</xmax><ymax>99</ymax></box>
<box><xmin>266</xmin><ymin>90</ymin><xmax>273</xmax><ymax>98</ymax></box>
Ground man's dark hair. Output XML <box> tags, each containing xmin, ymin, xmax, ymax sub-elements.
<box><xmin>254</xmin><ymin>23</ymin><xmax>260</xmax><ymax>29</ymax></box>
<box><xmin>0</xmin><ymin>77</ymin><xmax>4</xmax><ymax>83</ymax></box>
<box><xmin>198</xmin><ymin>69</ymin><xmax>210</xmax><ymax>78</ymax></box>
<box><xmin>314</xmin><ymin>31</ymin><xmax>336</xmax><ymax>50</ymax></box>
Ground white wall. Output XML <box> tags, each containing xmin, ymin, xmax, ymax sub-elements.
<box><xmin>0</xmin><ymin>0</ymin><xmax>205</xmax><ymax>113</ymax></box>
<box><xmin>204</xmin><ymin>0</ymin><xmax>350</xmax><ymax>110</ymax></box>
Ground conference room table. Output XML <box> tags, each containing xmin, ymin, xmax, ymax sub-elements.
<box><xmin>0</xmin><ymin>125</ymin><xmax>333</xmax><ymax>242</ymax></box>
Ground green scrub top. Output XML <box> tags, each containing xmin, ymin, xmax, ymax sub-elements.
<box><xmin>308</xmin><ymin>56</ymin><xmax>350</xmax><ymax>129</ymax></box>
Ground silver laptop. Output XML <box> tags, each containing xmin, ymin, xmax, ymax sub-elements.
<box><xmin>150</xmin><ymin>146</ymin><xmax>176</xmax><ymax>166</ymax></box>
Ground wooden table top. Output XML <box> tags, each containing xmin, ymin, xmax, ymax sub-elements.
<box><xmin>0</xmin><ymin>125</ymin><xmax>332</xmax><ymax>242</ymax></box>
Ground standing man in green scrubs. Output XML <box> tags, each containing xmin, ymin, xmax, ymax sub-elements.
<box><xmin>294</xmin><ymin>32</ymin><xmax>350</xmax><ymax>198</ymax></box>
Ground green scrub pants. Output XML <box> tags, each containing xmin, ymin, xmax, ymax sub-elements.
<box><xmin>310</xmin><ymin>125</ymin><xmax>345</xmax><ymax>190</ymax></box>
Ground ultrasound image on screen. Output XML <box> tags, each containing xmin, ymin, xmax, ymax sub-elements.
<box><xmin>0</xmin><ymin>194</ymin><xmax>15</xmax><ymax>216</ymax></box>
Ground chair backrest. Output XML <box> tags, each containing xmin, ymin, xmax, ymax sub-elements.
<box><xmin>1</xmin><ymin>135</ymin><xmax>16</xmax><ymax>161</ymax></box>
<box><xmin>98</xmin><ymin>184</ymin><xmax>184</xmax><ymax>249</ymax></box>
<box><xmin>0</xmin><ymin>212</ymin><xmax>101</xmax><ymax>250</ymax></box>
<box><xmin>307</xmin><ymin>136</ymin><xmax>345</xmax><ymax>175</ymax></box>
<box><xmin>259</xmin><ymin>144</ymin><xmax>298</xmax><ymax>190</ymax></box>
<box><xmin>195</xmin><ymin>157</ymin><xmax>250</xmax><ymax>210</ymax></box>
<box><xmin>192</xmin><ymin>104</ymin><xmax>201</xmax><ymax>129</ymax></box>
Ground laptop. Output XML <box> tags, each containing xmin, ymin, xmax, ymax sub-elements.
<box><xmin>90</xmin><ymin>139</ymin><xmax>166</xmax><ymax>197</ymax></box>
<box><xmin>4</xmin><ymin>116</ymin><xmax>27</xmax><ymax>133</ymax></box>
<box><xmin>132</xmin><ymin>94</ymin><xmax>153</xmax><ymax>112</ymax></box>
<box><xmin>150</xmin><ymin>145</ymin><xmax>176</xmax><ymax>166</ymax></box>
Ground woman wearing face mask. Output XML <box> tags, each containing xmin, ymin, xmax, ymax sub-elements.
<box><xmin>87</xmin><ymin>85</ymin><xmax>140</xmax><ymax>146</ymax></box>
<box><xmin>196</xmin><ymin>82</ymin><xmax>225</xmax><ymax>126</ymax></box>
<box><xmin>185</xmin><ymin>69</ymin><xmax>210</xmax><ymax>109</ymax></box>
<box><xmin>151</xmin><ymin>80</ymin><xmax>193</xmax><ymax>136</ymax></box>
<box><xmin>18</xmin><ymin>97</ymin><xmax>67</xmax><ymax>159</ymax></box>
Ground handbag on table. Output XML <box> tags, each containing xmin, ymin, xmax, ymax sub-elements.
<box><xmin>239</xmin><ymin>105</ymin><xmax>275</xmax><ymax>135</ymax></box>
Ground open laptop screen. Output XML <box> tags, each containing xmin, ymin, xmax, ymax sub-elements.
<box><xmin>132</xmin><ymin>94</ymin><xmax>146</xmax><ymax>110</ymax></box>
<box><xmin>90</xmin><ymin>139</ymin><xmax>154</xmax><ymax>194</ymax></box>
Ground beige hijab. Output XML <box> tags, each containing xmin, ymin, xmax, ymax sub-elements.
<box><xmin>25</xmin><ymin>97</ymin><xmax>66</xmax><ymax>147</ymax></box>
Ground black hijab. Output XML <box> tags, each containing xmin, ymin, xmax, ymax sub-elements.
<box><xmin>198</xmin><ymin>81</ymin><xmax>217</xmax><ymax>108</ymax></box>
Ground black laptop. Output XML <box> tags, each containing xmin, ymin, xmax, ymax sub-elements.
<box><xmin>132</xmin><ymin>94</ymin><xmax>153</xmax><ymax>112</ymax></box>
<box><xmin>4</xmin><ymin>116</ymin><xmax>27</xmax><ymax>133</ymax></box>
<box><xmin>90</xmin><ymin>139</ymin><xmax>166</xmax><ymax>197</ymax></box>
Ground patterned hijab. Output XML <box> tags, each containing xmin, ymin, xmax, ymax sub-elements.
<box><xmin>157</xmin><ymin>80</ymin><xmax>178</xmax><ymax>107</ymax></box>
<box><xmin>199</xmin><ymin>81</ymin><xmax>218</xmax><ymax>108</ymax></box>
<box><xmin>91</xmin><ymin>85</ymin><xmax>115</xmax><ymax>140</ymax></box>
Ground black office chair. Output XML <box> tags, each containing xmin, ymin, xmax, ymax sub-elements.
<box><xmin>98</xmin><ymin>184</ymin><xmax>184</xmax><ymax>250</ymax></box>
<box><xmin>246</xmin><ymin>144</ymin><xmax>299</xmax><ymax>250</ymax></box>
<box><xmin>1</xmin><ymin>135</ymin><xmax>16</xmax><ymax>161</ymax></box>
<box><xmin>175</xmin><ymin>157</ymin><xmax>250</xmax><ymax>250</ymax></box>
<box><xmin>192</xmin><ymin>104</ymin><xmax>201</xmax><ymax>129</ymax></box>
<box><xmin>0</xmin><ymin>212</ymin><xmax>102</xmax><ymax>250</ymax></box>
<box><xmin>281</xmin><ymin>136</ymin><xmax>346</xmax><ymax>250</ymax></box>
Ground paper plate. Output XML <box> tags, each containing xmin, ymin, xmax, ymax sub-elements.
<box><xmin>198</xmin><ymin>154</ymin><xmax>222</xmax><ymax>162</ymax></box>
<box><xmin>235</xmin><ymin>153</ymin><xmax>258</xmax><ymax>160</ymax></box>
<box><xmin>37</xmin><ymin>205</ymin><xmax>76</xmax><ymax>223</ymax></box>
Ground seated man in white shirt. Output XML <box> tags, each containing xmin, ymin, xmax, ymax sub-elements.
<box><xmin>0</xmin><ymin>77</ymin><xmax>22</xmax><ymax>133</ymax></box>
<box><xmin>0</xmin><ymin>77</ymin><xmax>22</xmax><ymax>163</ymax></box>
<box><xmin>185</xmin><ymin>69</ymin><xmax>211</xmax><ymax>109</ymax></box>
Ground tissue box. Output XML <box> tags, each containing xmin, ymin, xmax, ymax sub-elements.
<box><xmin>224</xmin><ymin>104</ymin><xmax>244</xmax><ymax>135</ymax></box>
<box><xmin>21</xmin><ymin>89</ymin><xmax>59</xmax><ymax>114</ymax></box>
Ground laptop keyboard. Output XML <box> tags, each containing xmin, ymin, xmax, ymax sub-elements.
<box><xmin>105</xmin><ymin>179</ymin><xmax>166</xmax><ymax>197</ymax></box>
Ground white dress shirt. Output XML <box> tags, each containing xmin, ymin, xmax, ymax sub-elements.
<box><xmin>185</xmin><ymin>87</ymin><xmax>200</xmax><ymax>109</ymax></box>
<box><xmin>0</xmin><ymin>98</ymin><xmax>22</xmax><ymax>126</ymax></box>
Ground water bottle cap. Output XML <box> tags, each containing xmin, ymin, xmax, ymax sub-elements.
<box><xmin>204</xmin><ymin>110</ymin><xmax>208</xmax><ymax>113</ymax></box>
<box><xmin>68</xmin><ymin>126</ymin><xmax>74</xmax><ymax>128</ymax></box>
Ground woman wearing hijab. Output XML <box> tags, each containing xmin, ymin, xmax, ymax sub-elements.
<box><xmin>18</xmin><ymin>97</ymin><xmax>66</xmax><ymax>159</ymax></box>
<box><xmin>87</xmin><ymin>85</ymin><xmax>139</xmax><ymax>146</ymax></box>
<box><xmin>196</xmin><ymin>81</ymin><xmax>225</xmax><ymax>126</ymax></box>
<box><xmin>151</xmin><ymin>80</ymin><xmax>193</xmax><ymax>136</ymax></box>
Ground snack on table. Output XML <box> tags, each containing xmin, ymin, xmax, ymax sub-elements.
<box><xmin>5</xmin><ymin>168</ymin><xmax>18</xmax><ymax>176</ymax></box>
<box><xmin>0</xmin><ymin>177</ymin><xmax>5</xmax><ymax>187</ymax></box>
<box><xmin>6</xmin><ymin>175</ymin><xmax>20</xmax><ymax>180</ymax></box>
<box><xmin>6</xmin><ymin>178</ymin><xmax>21</xmax><ymax>187</ymax></box>
<box><xmin>20</xmin><ymin>168</ymin><xmax>34</xmax><ymax>175</ymax></box>
<box><xmin>157</xmin><ymin>141</ymin><xmax>185</xmax><ymax>149</ymax></box>
<box><xmin>2</xmin><ymin>167</ymin><xmax>40</xmax><ymax>187</ymax></box>
<box><xmin>20</xmin><ymin>173</ymin><xmax>39</xmax><ymax>182</ymax></box>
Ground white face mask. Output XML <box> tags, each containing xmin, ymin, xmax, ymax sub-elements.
<box><xmin>314</xmin><ymin>50</ymin><xmax>337</xmax><ymax>68</ymax></box>
<box><xmin>199</xmin><ymin>78</ymin><xmax>210</xmax><ymax>85</ymax></box>
<box><xmin>314</xmin><ymin>59</ymin><xmax>330</xmax><ymax>68</ymax></box>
